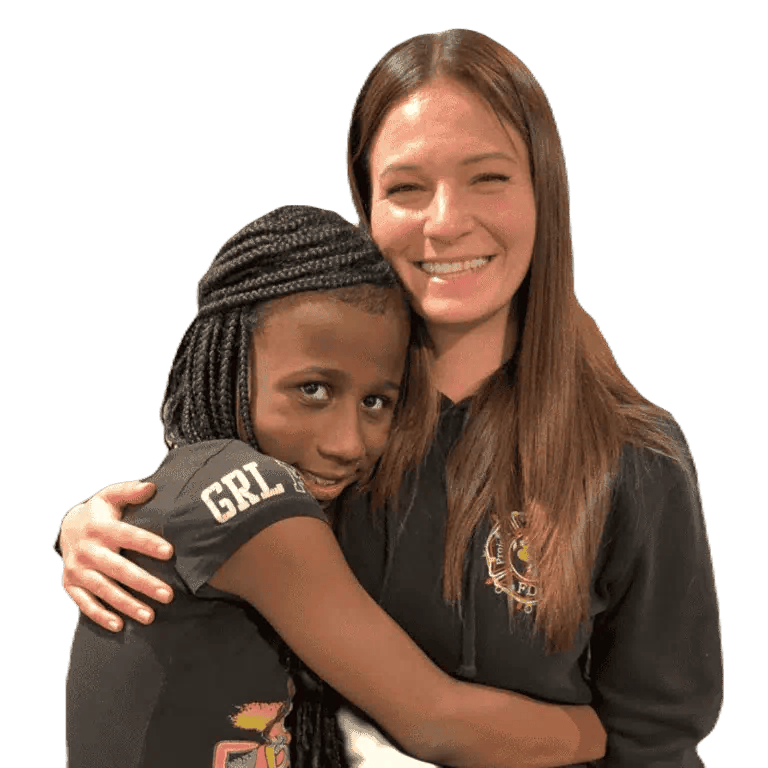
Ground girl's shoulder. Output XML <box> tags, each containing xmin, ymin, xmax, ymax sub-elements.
<box><xmin>157</xmin><ymin>440</ymin><xmax>305</xmax><ymax>489</ymax></box>
<box><xmin>147</xmin><ymin>440</ymin><xmax>313</xmax><ymax>520</ymax></box>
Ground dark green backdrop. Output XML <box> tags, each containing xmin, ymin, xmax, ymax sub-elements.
<box><xmin>7</xmin><ymin>2</ymin><xmax>765</xmax><ymax>768</ymax></box>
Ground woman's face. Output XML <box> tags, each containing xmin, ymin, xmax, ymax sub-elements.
<box><xmin>369</xmin><ymin>78</ymin><xmax>536</xmax><ymax>333</ymax></box>
<box><xmin>249</xmin><ymin>292</ymin><xmax>408</xmax><ymax>505</ymax></box>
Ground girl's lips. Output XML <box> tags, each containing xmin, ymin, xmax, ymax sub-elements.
<box><xmin>297</xmin><ymin>469</ymin><xmax>357</xmax><ymax>502</ymax></box>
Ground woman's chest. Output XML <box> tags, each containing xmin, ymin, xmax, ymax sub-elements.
<box><xmin>380</xmin><ymin>508</ymin><xmax>593</xmax><ymax>702</ymax></box>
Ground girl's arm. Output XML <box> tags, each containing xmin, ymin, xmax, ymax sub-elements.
<box><xmin>59</xmin><ymin>482</ymin><xmax>174</xmax><ymax>630</ymax></box>
<box><xmin>209</xmin><ymin>515</ymin><xmax>606</xmax><ymax>768</ymax></box>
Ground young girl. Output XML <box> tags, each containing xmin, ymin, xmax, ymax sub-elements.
<box><xmin>65</xmin><ymin>204</ymin><xmax>605</xmax><ymax>768</ymax></box>
<box><xmin>60</xmin><ymin>29</ymin><xmax>722</xmax><ymax>766</ymax></box>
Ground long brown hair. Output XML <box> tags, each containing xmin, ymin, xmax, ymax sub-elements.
<box><xmin>352</xmin><ymin>30</ymin><xmax>690</xmax><ymax>653</ymax></box>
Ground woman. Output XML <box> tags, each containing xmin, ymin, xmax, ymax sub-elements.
<box><xmin>59</xmin><ymin>30</ymin><xmax>722</xmax><ymax>765</ymax></box>
<box><xmin>66</xmin><ymin>204</ymin><xmax>605</xmax><ymax>768</ymax></box>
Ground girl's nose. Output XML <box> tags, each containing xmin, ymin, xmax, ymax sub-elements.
<box><xmin>317</xmin><ymin>406</ymin><xmax>367</xmax><ymax>466</ymax></box>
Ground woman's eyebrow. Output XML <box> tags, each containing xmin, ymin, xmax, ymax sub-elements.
<box><xmin>380</xmin><ymin>151</ymin><xmax>518</xmax><ymax>179</ymax></box>
<box><xmin>379</xmin><ymin>162</ymin><xmax>419</xmax><ymax>178</ymax></box>
<box><xmin>459</xmin><ymin>151</ymin><xmax>518</xmax><ymax>166</ymax></box>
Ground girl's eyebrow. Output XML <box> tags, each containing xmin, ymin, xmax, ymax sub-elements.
<box><xmin>287</xmin><ymin>365</ymin><xmax>401</xmax><ymax>393</ymax></box>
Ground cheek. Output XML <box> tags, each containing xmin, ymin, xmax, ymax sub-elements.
<box><xmin>371</xmin><ymin>202</ymin><xmax>420</xmax><ymax>259</ymax></box>
<box><xmin>252</xmin><ymin>397</ymin><xmax>304</xmax><ymax>456</ymax></box>
<box><xmin>488</xmin><ymin>189</ymin><xmax>536</xmax><ymax>234</ymax></box>
<box><xmin>365</xmin><ymin>419</ymin><xmax>395</xmax><ymax>461</ymax></box>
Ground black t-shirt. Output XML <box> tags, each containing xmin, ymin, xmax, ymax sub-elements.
<box><xmin>67</xmin><ymin>439</ymin><xmax>325</xmax><ymax>768</ymax></box>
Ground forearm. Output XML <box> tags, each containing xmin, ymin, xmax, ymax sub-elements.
<box><xmin>420</xmin><ymin>680</ymin><xmax>605</xmax><ymax>768</ymax></box>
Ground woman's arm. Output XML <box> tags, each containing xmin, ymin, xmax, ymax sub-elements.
<box><xmin>588</xmin><ymin>441</ymin><xmax>722</xmax><ymax>764</ymax></box>
<box><xmin>210</xmin><ymin>516</ymin><xmax>606</xmax><ymax>768</ymax></box>
<box><xmin>59</xmin><ymin>481</ymin><xmax>174</xmax><ymax>630</ymax></box>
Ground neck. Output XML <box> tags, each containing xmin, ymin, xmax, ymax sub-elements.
<box><xmin>428</xmin><ymin>305</ymin><xmax>517</xmax><ymax>403</ymax></box>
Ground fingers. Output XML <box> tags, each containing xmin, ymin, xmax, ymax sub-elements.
<box><xmin>89</xmin><ymin>534</ymin><xmax>173</xmax><ymax>601</ymax></box>
<box><xmin>59</xmin><ymin>479</ymin><xmax>176</xmax><ymax>630</ymax></box>
<box><xmin>65</xmin><ymin>583</ymin><xmax>126</xmax><ymax>633</ymax></box>
<box><xmin>88</xmin><ymin>483</ymin><xmax>172</xmax><ymax>560</ymax></box>
<box><xmin>62</xmin><ymin>574</ymin><xmax>168</xmax><ymax>630</ymax></box>
<box><xmin>63</xmin><ymin>557</ymin><xmax>168</xmax><ymax>629</ymax></box>
<box><xmin>101</xmin><ymin>518</ymin><xmax>173</xmax><ymax>561</ymax></box>
<box><xmin>65</xmin><ymin>537</ymin><xmax>174</xmax><ymax>603</ymax></box>
<box><xmin>98</xmin><ymin>480</ymin><xmax>157</xmax><ymax>509</ymax></box>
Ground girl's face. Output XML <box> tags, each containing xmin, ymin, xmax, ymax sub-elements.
<box><xmin>368</xmin><ymin>78</ymin><xmax>536</xmax><ymax>334</ymax></box>
<box><xmin>250</xmin><ymin>292</ymin><xmax>408</xmax><ymax>504</ymax></box>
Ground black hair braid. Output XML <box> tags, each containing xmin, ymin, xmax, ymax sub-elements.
<box><xmin>206</xmin><ymin>318</ymin><xmax>224</xmax><ymax>435</ymax></box>
<box><xmin>215</xmin><ymin>312</ymin><xmax>240</xmax><ymax>438</ymax></box>
<box><xmin>191</xmin><ymin>317</ymin><xmax>215</xmax><ymax>440</ymax></box>
<box><xmin>236</xmin><ymin>313</ymin><xmax>257</xmax><ymax>446</ymax></box>
<box><xmin>180</xmin><ymin>319</ymin><xmax>203</xmax><ymax>443</ymax></box>
<box><xmin>281</xmin><ymin>647</ymin><xmax>350</xmax><ymax>768</ymax></box>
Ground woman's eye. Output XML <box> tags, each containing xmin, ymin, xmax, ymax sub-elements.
<box><xmin>386</xmin><ymin>183</ymin><xmax>421</xmax><ymax>196</ymax></box>
<box><xmin>473</xmin><ymin>173</ymin><xmax>510</xmax><ymax>184</ymax></box>
<box><xmin>362</xmin><ymin>394</ymin><xmax>389</xmax><ymax>412</ymax></box>
<box><xmin>299</xmin><ymin>383</ymin><xmax>331</xmax><ymax>402</ymax></box>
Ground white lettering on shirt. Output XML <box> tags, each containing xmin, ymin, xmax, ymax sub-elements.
<box><xmin>201</xmin><ymin>460</ymin><xmax>286</xmax><ymax>523</ymax></box>
<box><xmin>201</xmin><ymin>481</ymin><xmax>238</xmax><ymax>523</ymax></box>
<box><xmin>243</xmin><ymin>461</ymin><xmax>284</xmax><ymax>500</ymax></box>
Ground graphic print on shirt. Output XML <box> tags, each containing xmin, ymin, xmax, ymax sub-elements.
<box><xmin>213</xmin><ymin>698</ymin><xmax>292</xmax><ymax>768</ymax></box>
<box><xmin>483</xmin><ymin>511</ymin><xmax>540</xmax><ymax>613</ymax></box>
<box><xmin>201</xmin><ymin>460</ymin><xmax>288</xmax><ymax>523</ymax></box>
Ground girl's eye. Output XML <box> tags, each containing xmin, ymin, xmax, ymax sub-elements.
<box><xmin>299</xmin><ymin>383</ymin><xmax>331</xmax><ymax>402</ymax></box>
<box><xmin>474</xmin><ymin>173</ymin><xmax>510</xmax><ymax>184</ymax></box>
<box><xmin>362</xmin><ymin>394</ymin><xmax>390</xmax><ymax>412</ymax></box>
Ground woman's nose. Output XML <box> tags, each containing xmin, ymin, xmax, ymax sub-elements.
<box><xmin>317</xmin><ymin>406</ymin><xmax>367</xmax><ymax>466</ymax></box>
<box><xmin>422</xmin><ymin>182</ymin><xmax>472</xmax><ymax>242</ymax></box>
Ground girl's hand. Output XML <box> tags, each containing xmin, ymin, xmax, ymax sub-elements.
<box><xmin>60</xmin><ymin>481</ymin><xmax>174</xmax><ymax>631</ymax></box>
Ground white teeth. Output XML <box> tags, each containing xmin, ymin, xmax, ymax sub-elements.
<box><xmin>303</xmin><ymin>471</ymin><xmax>340</xmax><ymax>487</ymax></box>
<box><xmin>420</xmin><ymin>257</ymin><xmax>490</xmax><ymax>275</ymax></box>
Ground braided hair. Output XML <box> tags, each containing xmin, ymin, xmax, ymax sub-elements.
<box><xmin>161</xmin><ymin>204</ymin><xmax>405</xmax><ymax>768</ymax></box>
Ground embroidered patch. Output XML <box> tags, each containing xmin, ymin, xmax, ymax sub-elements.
<box><xmin>483</xmin><ymin>510</ymin><xmax>540</xmax><ymax>613</ymax></box>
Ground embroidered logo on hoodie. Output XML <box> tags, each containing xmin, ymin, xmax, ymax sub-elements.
<box><xmin>483</xmin><ymin>510</ymin><xmax>540</xmax><ymax>613</ymax></box>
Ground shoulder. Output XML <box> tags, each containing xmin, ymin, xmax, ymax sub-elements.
<box><xmin>597</xmin><ymin>415</ymin><xmax>704</xmax><ymax>581</ymax></box>
<box><xmin>148</xmin><ymin>440</ymin><xmax>314</xmax><ymax>523</ymax></box>
<box><xmin>614</xmin><ymin>415</ymin><xmax>697</xmax><ymax>514</ymax></box>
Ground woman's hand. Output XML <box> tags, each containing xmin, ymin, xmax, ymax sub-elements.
<box><xmin>60</xmin><ymin>481</ymin><xmax>175</xmax><ymax>631</ymax></box>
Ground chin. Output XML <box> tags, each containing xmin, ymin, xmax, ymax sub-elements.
<box><xmin>419</xmin><ymin>299</ymin><xmax>508</xmax><ymax>332</ymax></box>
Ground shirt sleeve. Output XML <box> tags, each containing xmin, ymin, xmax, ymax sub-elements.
<box><xmin>149</xmin><ymin>440</ymin><xmax>327</xmax><ymax>595</ymax></box>
<box><xmin>589</xmin><ymin>429</ymin><xmax>723</xmax><ymax>766</ymax></box>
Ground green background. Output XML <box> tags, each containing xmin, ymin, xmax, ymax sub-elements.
<box><xmin>0</xmin><ymin>2</ymin><xmax>766</xmax><ymax>767</ymax></box>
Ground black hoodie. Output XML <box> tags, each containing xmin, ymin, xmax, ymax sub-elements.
<box><xmin>336</xmin><ymin>394</ymin><xmax>723</xmax><ymax>767</ymax></box>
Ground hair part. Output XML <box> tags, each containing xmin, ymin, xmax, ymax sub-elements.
<box><xmin>348</xmin><ymin>29</ymin><xmax>691</xmax><ymax>653</ymax></box>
